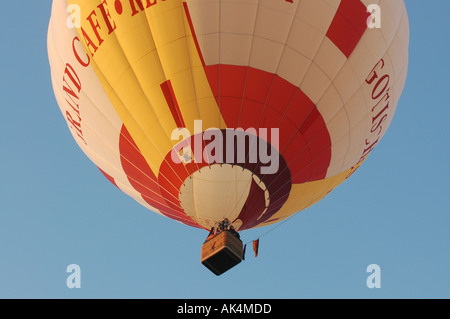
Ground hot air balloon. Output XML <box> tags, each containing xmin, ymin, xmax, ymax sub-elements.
<box><xmin>48</xmin><ymin>0</ymin><xmax>409</xmax><ymax>275</ymax></box>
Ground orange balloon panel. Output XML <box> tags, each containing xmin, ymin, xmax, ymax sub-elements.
<box><xmin>48</xmin><ymin>0</ymin><xmax>409</xmax><ymax>230</ymax></box>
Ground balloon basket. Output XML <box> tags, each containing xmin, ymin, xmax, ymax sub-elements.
<box><xmin>201</xmin><ymin>230</ymin><xmax>244</xmax><ymax>276</ymax></box>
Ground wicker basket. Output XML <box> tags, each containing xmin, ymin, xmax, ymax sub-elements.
<box><xmin>201</xmin><ymin>230</ymin><xmax>243</xmax><ymax>275</ymax></box>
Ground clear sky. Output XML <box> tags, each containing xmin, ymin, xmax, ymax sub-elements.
<box><xmin>0</xmin><ymin>1</ymin><xmax>448</xmax><ymax>299</ymax></box>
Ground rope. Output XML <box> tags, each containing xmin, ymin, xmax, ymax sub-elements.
<box><xmin>243</xmin><ymin>213</ymin><xmax>299</xmax><ymax>246</ymax></box>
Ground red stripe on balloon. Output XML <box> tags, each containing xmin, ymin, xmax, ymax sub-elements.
<box><xmin>118</xmin><ymin>125</ymin><xmax>201</xmax><ymax>228</ymax></box>
<box><xmin>183</xmin><ymin>2</ymin><xmax>206</xmax><ymax>67</ymax></box>
<box><xmin>204</xmin><ymin>64</ymin><xmax>332</xmax><ymax>184</ymax></box>
<box><xmin>98</xmin><ymin>167</ymin><xmax>118</xmax><ymax>188</ymax></box>
<box><xmin>326</xmin><ymin>0</ymin><xmax>370</xmax><ymax>58</ymax></box>
<box><xmin>161</xmin><ymin>80</ymin><xmax>185</xmax><ymax>128</ymax></box>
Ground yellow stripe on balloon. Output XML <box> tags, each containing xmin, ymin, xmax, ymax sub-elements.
<box><xmin>67</xmin><ymin>0</ymin><xmax>224</xmax><ymax>176</ymax></box>
<box><xmin>259</xmin><ymin>159</ymin><xmax>366</xmax><ymax>228</ymax></box>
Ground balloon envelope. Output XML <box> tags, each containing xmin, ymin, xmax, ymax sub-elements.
<box><xmin>48</xmin><ymin>0</ymin><xmax>409</xmax><ymax>231</ymax></box>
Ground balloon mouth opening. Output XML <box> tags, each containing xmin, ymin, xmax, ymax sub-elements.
<box><xmin>179</xmin><ymin>164</ymin><xmax>270</xmax><ymax>230</ymax></box>
<box><xmin>158</xmin><ymin>129</ymin><xmax>292</xmax><ymax>230</ymax></box>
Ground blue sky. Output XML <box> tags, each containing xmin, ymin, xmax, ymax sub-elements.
<box><xmin>0</xmin><ymin>1</ymin><xmax>448</xmax><ymax>299</ymax></box>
